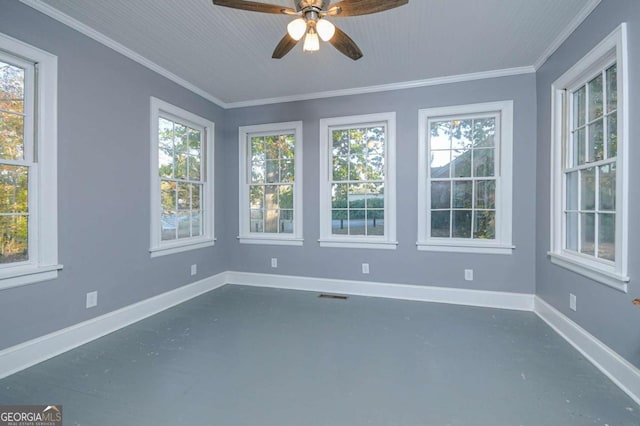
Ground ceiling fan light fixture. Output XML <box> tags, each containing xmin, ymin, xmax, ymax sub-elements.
<box><xmin>287</xmin><ymin>17</ymin><xmax>307</xmax><ymax>41</ymax></box>
<box><xmin>316</xmin><ymin>18</ymin><xmax>335</xmax><ymax>42</ymax></box>
<box><xmin>303</xmin><ymin>28</ymin><xmax>320</xmax><ymax>52</ymax></box>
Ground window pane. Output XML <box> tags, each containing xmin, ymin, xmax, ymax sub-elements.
<box><xmin>451</xmin><ymin>146</ymin><xmax>471</xmax><ymax>178</ymax></box>
<box><xmin>0</xmin><ymin>61</ymin><xmax>24</xmax><ymax>113</ymax></box>
<box><xmin>580</xmin><ymin>213</ymin><xmax>595</xmax><ymax>256</ymax></box>
<box><xmin>588</xmin><ymin>119</ymin><xmax>604</xmax><ymax>162</ymax></box>
<box><xmin>452</xmin><ymin>210</ymin><xmax>472</xmax><ymax>238</ymax></box>
<box><xmin>588</xmin><ymin>74</ymin><xmax>603</xmax><ymax>121</ymax></box>
<box><xmin>580</xmin><ymin>168</ymin><xmax>595</xmax><ymax>211</ymax></box>
<box><xmin>332</xmin><ymin>129</ymin><xmax>349</xmax><ymax>157</ymax></box>
<box><xmin>474</xmin><ymin>211</ymin><xmax>495</xmax><ymax>240</ymax></box>
<box><xmin>566</xmin><ymin>212</ymin><xmax>578</xmax><ymax>251</ymax></box>
<box><xmin>160</xmin><ymin>180</ymin><xmax>176</xmax><ymax>211</ymax></box>
<box><xmin>475</xmin><ymin>180</ymin><xmax>495</xmax><ymax>209</ymax></box>
<box><xmin>429</xmin><ymin>122</ymin><xmax>451</xmax><ymax>150</ymax></box>
<box><xmin>332</xmin><ymin>183</ymin><xmax>348</xmax><ymax>209</ymax></box>
<box><xmin>431</xmin><ymin>211</ymin><xmax>450</xmax><ymax>238</ymax></box>
<box><xmin>453</xmin><ymin>181</ymin><xmax>472</xmax><ymax>208</ymax></box>
<box><xmin>606</xmin><ymin>64</ymin><xmax>617</xmax><ymax>113</ymax></box>
<box><xmin>192</xmin><ymin>184</ymin><xmax>201</xmax><ymax>210</ymax></box>
<box><xmin>430</xmin><ymin>150</ymin><xmax>451</xmax><ymax>178</ymax></box>
<box><xmin>332</xmin><ymin>209</ymin><xmax>348</xmax><ymax>234</ymax></box>
<box><xmin>348</xmin><ymin>183</ymin><xmax>368</xmax><ymax>208</ymax></box>
<box><xmin>0</xmin><ymin>215</ymin><xmax>28</xmax><ymax>263</ymax></box>
<box><xmin>265</xmin><ymin>160</ymin><xmax>279</xmax><ymax>183</ymax></box>
<box><xmin>177</xmin><ymin>183</ymin><xmax>190</xmax><ymax>210</ymax></box>
<box><xmin>250</xmin><ymin>185</ymin><xmax>264</xmax><ymax>209</ymax></box>
<box><xmin>574</xmin><ymin>128</ymin><xmax>586</xmax><ymax>166</ymax></box>
<box><xmin>282</xmin><ymin>135</ymin><xmax>295</xmax><ymax>159</ymax></box>
<box><xmin>473</xmin><ymin>148</ymin><xmax>495</xmax><ymax>177</ymax></box>
<box><xmin>431</xmin><ymin>181</ymin><xmax>451</xmax><ymax>209</ymax></box>
<box><xmin>367</xmin><ymin>209</ymin><xmax>384</xmax><ymax>236</ymax></box>
<box><xmin>188</xmin><ymin>128</ymin><xmax>200</xmax><ymax>156</ymax></box>
<box><xmin>279</xmin><ymin>209</ymin><xmax>293</xmax><ymax>234</ymax></box>
<box><xmin>177</xmin><ymin>211</ymin><xmax>191</xmax><ymax>238</ymax></box>
<box><xmin>573</xmin><ymin>86</ymin><xmax>586</xmax><ymax>128</ymax></box>
<box><xmin>191</xmin><ymin>210</ymin><xmax>202</xmax><ymax>237</ymax></box>
<box><xmin>280</xmin><ymin>160</ymin><xmax>294</xmax><ymax>183</ymax></box>
<box><xmin>450</xmin><ymin>120</ymin><xmax>472</xmax><ymax>150</ymax></box>
<box><xmin>566</xmin><ymin>171</ymin><xmax>578</xmax><ymax>211</ymax></box>
<box><xmin>472</xmin><ymin>118</ymin><xmax>496</xmax><ymax>147</ymax></box>
<box><xmin>251</xmin><ymin>159</ymin><xmax>265</xmax><ymax>184</ymax></box>
<box><xmin>175</xmin><ymin>153</ymin><xmax>187</xmax><ymax>180</ymax></box>
<box><xmin>251</xmin><ymin>136</ymin><xmax>265</xmax><ymax>161</ymax></box>
<box><xmin>333</xmin><ymin>156</ymin><xmax>348</xmax><ymax>181</ymax></box>
<box><xmin>265</xmin><ymin>136</ymin><xmax>279</xmax><ymax>160</ymax></box>
<box><xmin>279</xmin><ymin>185</ymin><xmax>293</xmax><ymax>209</ymax></box>
<box><xmin>174</xmin><ymin>124</ymin><xmax>187</xmax><ymax>154</ymax></box>
<box><xmin>265</xmin><ymin>209</ymin><xmax>279</xmax><ymax>233</ymax></box>
<box><xmin>607</xmin><ymin>112</ymin><xmax>617</xmax><ymax>159</ymax></box>
<box><xmin>158</xmin><ymin>118</ymin><xmax>174</xmax><ymax>178</ymax></box>
<box><xmin>366</xmin><ymin>189</ymin><xmax>384</xmax><ymax>210</ymax></box>
<box><xmin>0</xmin><ymin>165</ymin><xmax>28</xmax><ymax>213</ymax></box>
<box><xmin>598</xmin><ymin>213</ymin><xmax>615</xmax><ymax>261</ymax></box>
<box><xmin>250</xmin><ymin>209</ymin><xmax>264</xmax><ymax>233</ymax></box>
<box><xmin>265</xmin><ymin>185</ymin><xmax>277</xmax><ymax>211</ymax></box>
<box><xmin>0</xmin><ymin>111</ymin><xmax>24</xmax><ymax>161</ymax></box>
<box><xmin>599</xmin><ymin>164</ymin><xmax>616</xmax><ymax>211</ymax></box>
<box><xmin>161</xmin><ymin>211</ymin><xmax>177</xmax><ymax>241</ymax></box>
<box><xmin>349</xmin><ymin>209</ymin><xmax>366</xmax><ymax>235</ymax></box>
<box><xmin>188</xmin><ymin>155</ymin><xmax>200</xmax><ymax>181</ymax></box>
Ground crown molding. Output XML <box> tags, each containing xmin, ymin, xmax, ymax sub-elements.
<box><xmin>19</xmin><ymin>0</ymin><xmax>228</xmax><ymax>108</ymax></box>
<box><xmin>225</xmin><ymin>66</ymin><xmax>536</xmax><ymax>109</ymax></box>
<box><xmin>533</xmin><ymin>0</ymin><xmax>602</xmax><ymax>70</ymax></box>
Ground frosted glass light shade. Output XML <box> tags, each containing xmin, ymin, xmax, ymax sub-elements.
<box><xmin>303</xmin><ymin>30</ymin><xmax>320</xmax><ymax>52</ymax></box>
<box><xmin>287</xmin><ymin>18</ymin><xmax>307</xmax><ymax>41</ymax></box>
<box><xmin>316</xmin><ymin>19</ymin><xmax>335</xmax><ymax>42</ymax></box>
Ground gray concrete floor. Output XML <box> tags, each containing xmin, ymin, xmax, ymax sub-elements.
<box><xmin>1</xmin><ymin>284</ymin><xmax>639</xmax><ymax>425</ymax></box>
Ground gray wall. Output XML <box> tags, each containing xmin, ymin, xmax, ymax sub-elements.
<box><xmin>0</xmin><ymin>2</ymin><xmax>229</xmax><ymax>351</ymax></box>
<box><xmin>224</xmin><ymin>75</ymin><xmax>538</xmax><ymax>294</ymax></box>
<box><xmin>536</xmin><ymin>0</ymin><xmax>640</xmax><ymax>368</ymax></box>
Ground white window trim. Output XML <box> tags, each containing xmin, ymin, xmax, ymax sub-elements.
<box><xmin>149</xmin><ymin>97</ymin><xmax>215</xmax><ymax>258</ymax></box>
<box><xmin>417</xmin><ymin>101</ymin><xmax>514</xmax><ymax>255</ymax></box>
<box><xmin>0</xmin><ymin>32</ymin><xmax>61</xmax><ymax>291</ymax></box>
<box><xmin>238</xmin><ymin>121</ymin><xmax>303</xmax><ymax>246</ymax></box>
<box><xmin>549</xmin><ymin>23</ymin><xmax>629</xmax><ymax>292</ymax></box>
<box><xmin>319</xmin><ymin>112</ymin><xmax>397</xmax><ymax>250</ymax></box>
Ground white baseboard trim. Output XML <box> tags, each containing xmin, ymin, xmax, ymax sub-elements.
<box><xmin>0</xmin><ymin>272</ymin><xmax>228</xmax><ymax>380</ymax></box>
<box><xmin>534</xmin><ymin>296</ymin><xmax>640</xmax><ymax>406</ymax></box>
<box><xmin>226</xmin><ymin>271</ymin><xmax>535</xmax><ymax>311</ymax></box>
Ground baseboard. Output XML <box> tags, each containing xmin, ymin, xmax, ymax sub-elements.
<box><xmin>226</xmin><ymin>271</ymin><xmax>535</xmax><ymax>311</ymax></box>
<box><xmin>534</xmin><ymin>296</ymin><xmax>640</xmax><ymax>406</ymax></box>
<box><xmin>0</xmin><ymin>272</ymin><xmax>228</xmax><ymax>379</ymax></box>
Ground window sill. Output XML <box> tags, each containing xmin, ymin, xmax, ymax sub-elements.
<box><xmin>318</xmin><ymin>239</ymin><xmax>398</xmax><ymax>250</ymax></box>
<box><xmin>417</xmin><ymin>241</ymin><xmax>514</xmax><ymax>255</ymax></box>
<box><xmin>548</xmin><ymin>251</ymin><xmax>629</xmax><ymax>293</ymax></box>
<box><xmin>0</xmin><ymin>264</ymin><xmax>63</xmax><ymax>291</ymax></box>
<box><xmin>238</xmin><ymin>236</ymin><xmax>303</xmax><ymax>246</ymax></box>
<box><xmin>150</xmin><ymin>238</ymin><xmax>216</xmax><ymax>258</ymax></box>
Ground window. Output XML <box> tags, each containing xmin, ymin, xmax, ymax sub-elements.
<box><xmin>238</xmin><ymin>122</ymin><xmax>303</xmax><ymax>245</ymax></box>
<box><xmin>549</xmin><ymin>24</ymin><xmax>629</xmax><ymax>291</ymax></box>
<box><xmin>0</xmin><ymin>33</ymin><xmax>59</xmax><ymax>290</ymax></box>
<box><xmin>417</xmin><ymin>101</ymin><xmax>514</xmax><ymax>254</ymax></box>
<box><xmin>150</xmin><ymin>97</ymin><xmax>214</xmax><ymax>257</ymax></box>
<box><xmin>319</xmin><ymin>112</ymin><xmax>397</xmax><ymax>249</ymax></box>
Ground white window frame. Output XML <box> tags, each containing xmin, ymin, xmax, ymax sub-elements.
<box><xmin>0</xmin><ymin>32</ymin><xmax>60</xmax><ymax>291</ymax></box>
<box><xmin>238</xmin><ymin>121</ymin><xmax>303</xmax><ymax>246</ymax></box>
<box><xmin>549</xmin><ymin>24</ymin><xmax>629</xmax><ymax>292</ymax></box>
<box><xmin>319</xmin><ymin>112</ymin><xmax>397</xmax><ymax>250</ymax></box>
<box><xmin>417</xmin><ymin>101</ymin><xmax>514</xmax><ymax>255</ymax></box>
<box><xmin>149</xmin><ymin>97</ymin><xmax>215</xmax><ymax>257</ymax></box>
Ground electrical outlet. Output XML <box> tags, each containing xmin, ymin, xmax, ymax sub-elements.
<box><xmin>362</xmin><ymin>263</ymin><xmax>370</xmax><ymax>274</ymax></box>
<box><xmin>86</xmin><ymin>291</ymin><xmax>98</xmax><ymax>309</ymax></box>
<box><xmin>190</xmin><ymin>264</ymin><xmax>197</xmax><ymax>276</ymax></box>
<box><xmin>464</xmin><ymin>269</ymin><xmax>474</xmax><ymax>281</ymax></box>
<box><xmin>570</xmin><ymin>293</ymin><xmax>577</xmax><ymax>311</ymax></box>
<box><xmin>271</xmin><ymin>258</ymin><xmax>278</xmax><ymax>268</ymax></box>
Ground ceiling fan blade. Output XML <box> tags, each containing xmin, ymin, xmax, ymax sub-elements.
<box><xmin>329</xmin><ymin>0</ymin><xmax>408</xmax><ymax>16</ymax></box>
<box><xmin>329</xmin><ymin>26</ymin><xmax>363</xmax><ymax>60</ymax></box>
<box><xmin>272</xmin><ymin>34</ymin><xmax>299</xmax><ymax>59</ymax></box>
<box><xmin>212</xmin><ymin>0</ymin><xmax>296</xmax><ymax>15</ymax></box>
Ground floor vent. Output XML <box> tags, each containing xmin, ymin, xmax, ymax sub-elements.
<box><xmin>318</xmin><ymin>293</ymin><xmax>349</xmax><ymax>300</ymax></box>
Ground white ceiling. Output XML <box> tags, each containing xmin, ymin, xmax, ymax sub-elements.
<box><xmin>24</xmin><ymin>0</ymin><xmax>599</xmax><ymax>107</ymax></box>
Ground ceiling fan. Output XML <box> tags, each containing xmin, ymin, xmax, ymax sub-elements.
<box><xmin>212</xmin><ymin>0</ymin><xmax>408</xmax><ymax>60</ymax></box>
